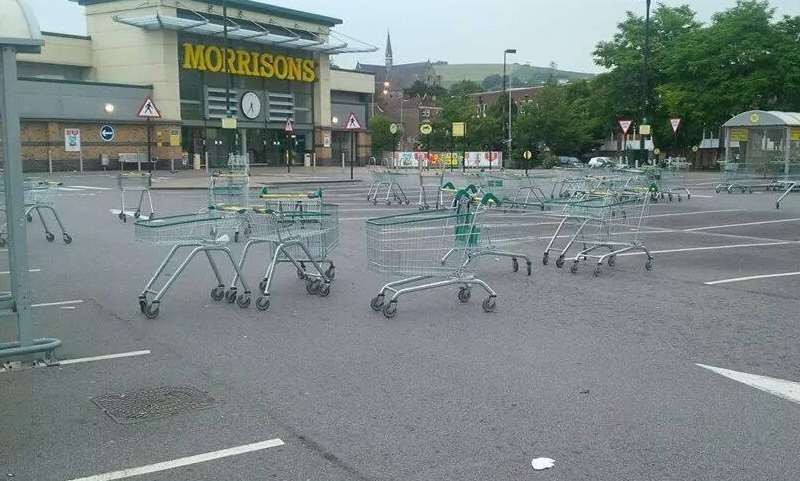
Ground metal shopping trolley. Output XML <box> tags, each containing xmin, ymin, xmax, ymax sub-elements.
<box><xmin>366</xmin><ymin>197</ymin><xmax>498</xmax><ymax>319</ymax></box>
<box><xmin>135</xmin><ymin>210</ymin><xmax>252</xmax><ymax>319</ymax></box>
<box><xmin>113</xmin><ymin>172</ymin><xmax>154</xmax><ymax>222</ymax></box>
<box><xmin>663</xmin><ymin>161</ymin><xmax>692</xmax><ymax>201</ymax></box>
<box><xmin>418</xmin><ymin>170</ymin><xmax>446</xmax><ymax>210</ymax></box>
<box><xmin>229</xmin><ymin>203</ymin><xmax>338</xmax><ymax>311</ymax></box>
<box><xmin>23</xmin><ymin>179</ymin><xmax>72</xmax><ymax>244</ymax></box>
<box><xmin>209</xmin><ymin>170</ymin><xmax>250</xmax><ymax>209</ymax></box>
<box><xmin>367</xmin><ymin>169</ymin><xmax>412</xmax><ymax>206</ymax></box>
<box><xmin>558</xmin><ymin>191</ymin><xmax>654</xmax><ymax>277</ymax></box>
<box><xmin>478</xmin><ymin>171</ymin><xmax>547</xmax><ymax>209</ymax></box>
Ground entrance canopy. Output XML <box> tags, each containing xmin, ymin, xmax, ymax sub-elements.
<box><xmin>114</xmin><ymin>9</ymin><xmax>378</xmax><ymax>54</ymax></box>
<box><xmin>722</xmin><ymin>111</ymin><xmax>800</xmax><ymax>175</ymax></box>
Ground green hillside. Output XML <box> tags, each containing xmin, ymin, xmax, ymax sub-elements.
<box><xmin>434</xmin><ymin>63</ymin><xmax>594</xmax><ymax>88</ymax></box>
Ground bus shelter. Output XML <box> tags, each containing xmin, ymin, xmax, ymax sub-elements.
<box><xmin>722</xmin><ymin>111</ymin><xmax>800</xmax><ymax>206</ymax></box>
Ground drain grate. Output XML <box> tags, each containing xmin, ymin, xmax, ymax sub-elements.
<box><xmin>92</xmin><ymin>386</ymin><xmax>216</xmax><ymax>424</ymax></box>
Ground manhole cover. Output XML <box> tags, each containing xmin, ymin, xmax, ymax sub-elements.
<box><xmin>92</xmin><ymin>386</ymin><xmax>215</xmax><ymax>424</ymax></box>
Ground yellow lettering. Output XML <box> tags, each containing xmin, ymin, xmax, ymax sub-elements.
<box><xmin>274</xmin><ymin>55</ymin><xmax>288</xmax><ymax>80</ymax></box>
<box><xmin>205</xmin><ymin>45</ymin><xmax>222</xmax><ymax>72</ymax></box>
<box><xmin>225</xmin><ymin>48</ymin><xmax>239</xmax><ymax>74</ymax></box>
<box><xmin>182</xmin><ymin>43</ymin><xmax>206</xmax><ymax>71</ymax></box>
<box><xmin>301</xmin><ymin>59</ymin><xmax>316</xmax><ymax>82</ymax></box>
<box><xmin>287</xmin><ymin>57</ymin><xmax>302</xmax><ymax>81</ymax></box>
<box><xmin>251</xmin><ymin>52</ymin><xmax>260</xmax><ymax>77</ymax></box>
<box><xmin>236</xmin><ymin>50</ymin><xmax>252</xmax><ymax>76</ymax></box>
<box><xmin>259</xmin><ymin>53</ymin><xmax>274</xmax><ymax>78</ymax></box>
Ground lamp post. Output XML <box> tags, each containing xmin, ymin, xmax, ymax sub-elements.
<box><xmin>640</xmin><ymin>0</ymin><xmax>652</xmax><ymax>167</ymax></box>
<box><xmin>503</xmin><ymin>48</ymin><xmax>517</xmax><ymax>169</ymax></box>
<box><xmin>0</xmin><ymin>0</ymin><xmax>61</xmax><ymax>360</ymax></box>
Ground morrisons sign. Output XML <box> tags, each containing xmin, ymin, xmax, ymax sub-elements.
<box><xmin>181</xmin><ymin>43</ymin><xmax>317</xmax><ymax>83</ymax></box>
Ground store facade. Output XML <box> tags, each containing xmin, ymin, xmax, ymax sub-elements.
<box><xmin>14</xmin><ymin>0</ymin><xmax>375</xmax><ymax>171</ymax></box>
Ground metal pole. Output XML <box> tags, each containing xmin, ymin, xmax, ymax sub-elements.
<box><xmin>507</xmin><ymin>76</ymin><xmax>512</xmax><ymax>170</ymax></box>
<box><xmin>350</xmin><ymin>132</ymin><xmax>355</xmax><ymax>180</ymax></box>
<box><xmin>503</xmin><ymin>52</ymin><xmax>507</xmax><ymax>168</ymax></box>
<box><xmin>0</xmin><ymin>47</ymin><xmax>33</xmax><ymax>347</ymax></box>
<box><xmin>640</xmin><ymin>0</ymin><xmax>652</xmax><ymax>167</ymax></box>
<box><xmin>147</xmin><ymin>117</ymin><xmax>152</xmax><ymax>174</ymax></box>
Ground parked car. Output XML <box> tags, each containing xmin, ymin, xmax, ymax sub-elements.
<box><xmin>588</xmin><ymin>156</ymin><xmax>613</xmax><ymax>168</ymax></box>
<box><xmin>559</xmin><ymin>156</ymin><xmax>581</xmax><ymax>166</ymax></box>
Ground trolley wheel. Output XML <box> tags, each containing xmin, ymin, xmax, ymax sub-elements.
<box><xmin>144</xmin><ymin>302</ymin><xmax>160</xmax><ymax>320</ymax></box>
<box><xmin>482</xmin><ymin>297</ymin><xmax>497</xmax><ymax>313</ymax></box>
<box><xmin>305</xmin><ymin>278</ymin><xmax>321</xmax><ymax>295</ymax></box>
<box><xmin>386</xmin><ymin>200</ymin><xmax>392</xmax><ymax>206</ymax></box>
<box><xmin>63</xmin><ymin>233</ymin><xmax>72</xmax><ymax>245</ymax></box>
<box><xmin>0</xmin><ymin>237</ymin><xmax>6</xmax><ymax>248</ymax></box>
<box><xmin>668</xmin><ymin>194</ymin><xmax>673</xmax><ymax>202</ymax></box>
<box><xmin>677</xmin><ymin>195</ymin><xmax>682</xmax><ymax>202</ymax></box>
<box><xmin>325</xmin><ymin>264</ymin><xmax>336</xmax><ymax>280</ymax></box>
<box><xmin>404</xmin><ymin>200</ymin><xmax>410</xmax><ymax>206</ymax></box>
<box><xmin>512</xmin><ymin>258</ymin><xmax>519</xmax><ymax>273</ymax></box>
<box><xmin>45</xmin><ymin>232</ymin><xmax>55</xmax><ymax>243</ymax></box>
<box><xmin>382</xmin><ymin>301</ymin><xmax>398</xmax><ymax>319</ymax></box>
<box><xmin>256</xmin><ymin>296</ymin><xmax>271</xmax><ymax>311</ymax></box>
<box><xmin>372</xmin><ymin>199</ymin><xmax>378</xmax><ymax>205</ymax></box>
<box><xmin>225</xmin><ymin>289</ymin><xmax>237</xmax><ymax>304</ymax></box>
<box><xmin>777</xmin><ymin>201</ymin><xmax>781</xmax><ymax>210</ymax></box>
<box><xmin>134</xmin><ymin>210</ymin><xmax>141</xmax><ymax>219</ymax></box>
<box><xmin>570</xmin><ymin>262</ymin><xmax>579</xmax><ymax>274</ymax></box>
<box><xmin>370</xmin><ymin>294</ymin><xmax>385</xmax><ymax>311</ymax></box>
<box><xmin>687</xmin><ymin>193</ymin><xmax>691</xmax><ymax>200</ymax></box>
<box><xmin>234</xmin><ymin>231</ymin><xmax>240</xmax><ymax>243</ymax></box>
<box><xmin>607</xmin><ymin>255</ymin><xmax>616</xmax><ymax>267</ymax></box>
<box><xmin>526</xmin><ymin>260</ymin><xmax>532</xmax><ymax>276</ymax></box>
<box><xmin>210</xmin><ymin>286</ymin><xmax>225</xmax><ymax>302</ymax></box>
<box><xmin>318</xmin><ymin>283</ymin><xmax>331</xmax><ymax>298</ymax></box>
<box><xmin>542</xmin><ymin>252</ymin><xmax>549</xmax><ymax>266</ymax></box>
<box><xmin>555</xmin><ymin>256</ymin><xmax>565</xmax><ymax>269</ymax></box>
<box><xmin>645</xmin><ymin>258</ymin><xmax>654</xmax><ymax>271</ymax></box>
<box><xmin>593</xmin><ymin>266</ymin><xmax>602</xmax><ymax>277</ymax></box>
<box><xmin>715</xmin><ymin>186</ymin><xmax>722</xmax><ymax>194</ymax></box>
<box><xmin>299</xmin><ymin>261</ymin><xmax>307</xmax><ymax>273</ymax></box>
<box><xmin>26</xmin><ymin>214</ymin><xmax>32</xmax><ymax>223</ymax></box>
<box><xmin>118</xmin><ymin>212</ymin><xmax>125</xmax><ymax>221</ymax></box>
<box><xmin>259</xmin><ymin>279</ymin><xmax>268</xmax><ymax>292</ymax></box>
<box><xmin>149</xmin><ymin>212</ymin><xmax>156</xmax><ymax>220</ymax></box>
<box><xmin>237</xmin><ymin>293</ymin><xmax>251</xmax><ymax>309</ymax></box>
<box><xmin>138</xmin><ymin>297</ymin><xmax>147</xmax><ymax>313</ymax></box>
<box><xmin>457</xmin><ymin>287</ymin><xmax>471</xmax><ymax>303</ymax></box>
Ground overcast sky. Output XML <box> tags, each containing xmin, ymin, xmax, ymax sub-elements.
<box><xmin>29</xmin><ymin>0</ymin><xmax>800</xmax><ymax>73</ymax></box>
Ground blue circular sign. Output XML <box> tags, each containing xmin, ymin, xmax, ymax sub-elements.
<box><xmin>100</xmin><ymin>125</ymin><xmax>115</xmax><ymax>142</ymax></box>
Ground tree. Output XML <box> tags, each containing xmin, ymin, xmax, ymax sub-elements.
<box><xmin>481</xmin><ymin>74</ymin><xmax>503</xmax><ymax>91</ymax></box>
<box><xmin>449</xmin><ymin>80</ymin><xmax>483</xmax><ymax>96</ymax></box>
<box><xmin>403</xmin><ymin>80</ymin><xmax>447</xmax><ymax>99</ymax></box>
<box><xmin>369</xmin><ymin>115</ymin><xmax>400</xmax><ymax>159</ymax></box>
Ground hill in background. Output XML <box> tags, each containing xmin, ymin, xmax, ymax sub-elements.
<box><xmin>434</xmin><ymin>63</ymin><xmax>595</xmax><ymax>89</ymax></box>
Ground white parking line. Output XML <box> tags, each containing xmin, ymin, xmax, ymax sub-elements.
<box><xmin>0</xmin><ymin>268</ymin><xmax>41</xmax><ymax>275</ymax></box>
<box><xmin>697</xmin><ymin>364</ymin><xmax>800</xmax><ymax>406</ymax></box>
<box><xmin>58</xmin><ymin>350</ymin><xmax>151</xmax><ymax>366</ymax></box>
<box><xmin>69</xmin><ymin>185</ymin><xmax>113</xmax><ymax>191</ymax></box>
<box><xmin>683</xmin><ymin>218</ymin><xmax>800</xmax><ymax>232</ymax></box>
<box><xmin>704</xmin><ymin>271</ymin><xmax>800</xmax><ymax>285</ymax></box>
<box><xmin>647</xmin><ymin>209</ymin><xmax>743</xmax><ymax>218</ymax></box>
<box><xmin>31</xmin><ymin>299</ymin><xmax>84</xmax><ymax>308</ymax></box>
<box><xmin>619</xmin><ymin>240</ymin><xmax>800</xmax><ymax>256</ymax></box>
<box><xmin>68</xmin><ymin>438</ymin><xmax>286</xmax><ymax>481</ymax></box>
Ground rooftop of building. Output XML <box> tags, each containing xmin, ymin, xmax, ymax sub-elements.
<box><xmin>72</xmin><ymin>0</ymin><xmax>343</xmax><ymax>27</ymax></box>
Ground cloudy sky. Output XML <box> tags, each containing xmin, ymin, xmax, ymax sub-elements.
<box><xmin>29</xmin><ymin>0</ymin><xmax>800</xmax><ymax>73</ymax></box>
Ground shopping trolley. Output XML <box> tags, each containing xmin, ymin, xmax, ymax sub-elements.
<box><xmin>714</xmin><ymin>162</ymin><xmax>771</xmax><ymax>193</ymax></box>
<box><xmin>663</xmin><ymin>161</ymin><xmax>692</xmax><ymax>201</ymax></box>
<box><xmin>228</xmin><ymin>203</ymin><xmax>338</xmax><ymax>311</ymax></box>
<box><xmin>23</xmin><ymin>179</ymin><xmax>72</xmax><ymax>244</ymax></box>
<box><xmin>209</xmin><ymin>171</ymin><xmax>250</xmax><ymax>209</ymax></box>
<box><xmin>554</xmin><ymin>191</ymin><xmax>653</xmax><ymax>277</ymax></box>
<box><xmin>367</xmin><ymin>169</ymin><xmax>412</xmax><ymax>206</ymax></box>
<box><xmin>418</xmin><ymin>170</ymin><xmax>446</xmax><ymax>210</ymax></box>
<box><xmin>113</xmin><ymin>172</ymin><xmax>154</xmax><ymax>222</ymax></box>
<box><xmin>366</xmin><ymin>194</ymin><xmax>498</xmax><ymax>319</ymax></box>
<box><xmin>439</xmin><ymin>190</ymin><xmax>536</xmax><ymax>276</ymax></box>
<box><xmin>478</xmin><ymin>171</ymin><xmax>547</xmax><ymax>209</ymax></box>
<box><xmin>135</xmin><ymin>209</ymin><xmax>252</xmax><ymax>319</ymax></box>
<box><xmin>771</xmin><ymin>162</ymin><xmax>800</xmax><ymax>209</ymax></box>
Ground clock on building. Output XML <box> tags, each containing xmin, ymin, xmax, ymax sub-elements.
<box><xmin>240</xmin><ymin>91</ymin><xmax>262</xmax><ymax>120</ymax></box>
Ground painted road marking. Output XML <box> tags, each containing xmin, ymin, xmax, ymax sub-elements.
<box><xmin>647</xmin><ymin>209</ymin><xmax>743</xmax><ymax>218</ymax></box>
<box><xmin>704</xmin><ymin>271</ymin><xmax>800</xmax><ymax>285</ymax></box>
<box><xmin>697</xmin><ymin>364</ymin><xmax>800</xmax><ymax>406</ymax></box>
<box><xmin>619</xmin><ymin>240</ymin><xmax>800</xmax><ymax>256</ymax></box>
<box><xmin>683</xmin><ymin>218</ymin><xmax>800</xmax><ymax>232</ymax></box>
<box><xmin>58</xmin><ymin>350</ymin><xmax>151</xmax><ymax>366</ymax></box>
<box><xmin>0</xmin><ymin>268</ymin><xmax>41</xmax><ymax>275</ymax></box>
<box><xmin>67</xmin><ymin>438</ymin><xmax>286</xmax><ymax>481</ymax></box>
<box><xmin>31</xmin><ymin>299</ymin><xmax>84</xmax><ymax>308</ymax></box>
<box><xmin>69</xmin><ymin>185</ymin><xmax>113</xmax><ymax>191</ymax></box>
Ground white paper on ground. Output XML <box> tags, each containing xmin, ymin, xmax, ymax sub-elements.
<box><xmin>531</xmin><ymin>458</ymin><xmax>555</xmax><ymax>471</ymax></box>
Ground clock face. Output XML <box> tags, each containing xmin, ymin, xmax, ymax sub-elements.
<box><xmin>240</xmin><ymin>91</ymin><xmax>262</xmax><ymax>120</ymax></box>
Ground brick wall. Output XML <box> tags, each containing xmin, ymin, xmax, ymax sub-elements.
<box><xmin>21</xmin><ymin>120</ymin><xmax>184</xmax><ymax>172</ymax></box>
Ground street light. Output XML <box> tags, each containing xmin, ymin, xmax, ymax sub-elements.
<box><xmin>640</xmin><ymin>0</ymin><xmax>652</xmax><ymax>167</ymax></box>
<box><xmin>104</xmin><ymin>103</ymin><xmax>115</xmax><ymax>114</ymax></box>
<box><xmin>503</xmin><ymin>48</ymin><xmax>517</xmax><ymax>169</ymax></box>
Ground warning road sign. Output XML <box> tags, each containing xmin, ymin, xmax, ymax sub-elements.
<box><xmin>137</xmin><ymin>97</ymin><xmax>161</xmax><ymax>118</ymax></box>
<box><xmin>284</xmin><ymin>118</ymin><xmax>295</xmax><ymax>134</ymax></box>
<box><xmin>344</xmin><ymin>112</ymin><xmax>362</xmax><ymax>130</ymax></box>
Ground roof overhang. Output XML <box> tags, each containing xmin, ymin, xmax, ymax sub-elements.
<box><xmin>723</xmin><ymin>110</ymin><xmax>800</xmax><ymax>128</ymax></box>
<box><xmin>114</xmin><ymin>13</ymin><xmax>377</xmax><ymax>54</ymax></box>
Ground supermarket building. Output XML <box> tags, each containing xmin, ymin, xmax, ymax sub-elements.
<box><xmin>14</xmin><ymin>0</ymin><xmax>377</xmax><ymax>171</ymax></box>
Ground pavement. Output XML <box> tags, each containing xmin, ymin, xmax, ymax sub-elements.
<box><xmin>2</xmin><ymin>170</ymin><xmax>800</xmax><ymax>480</ymax></box>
